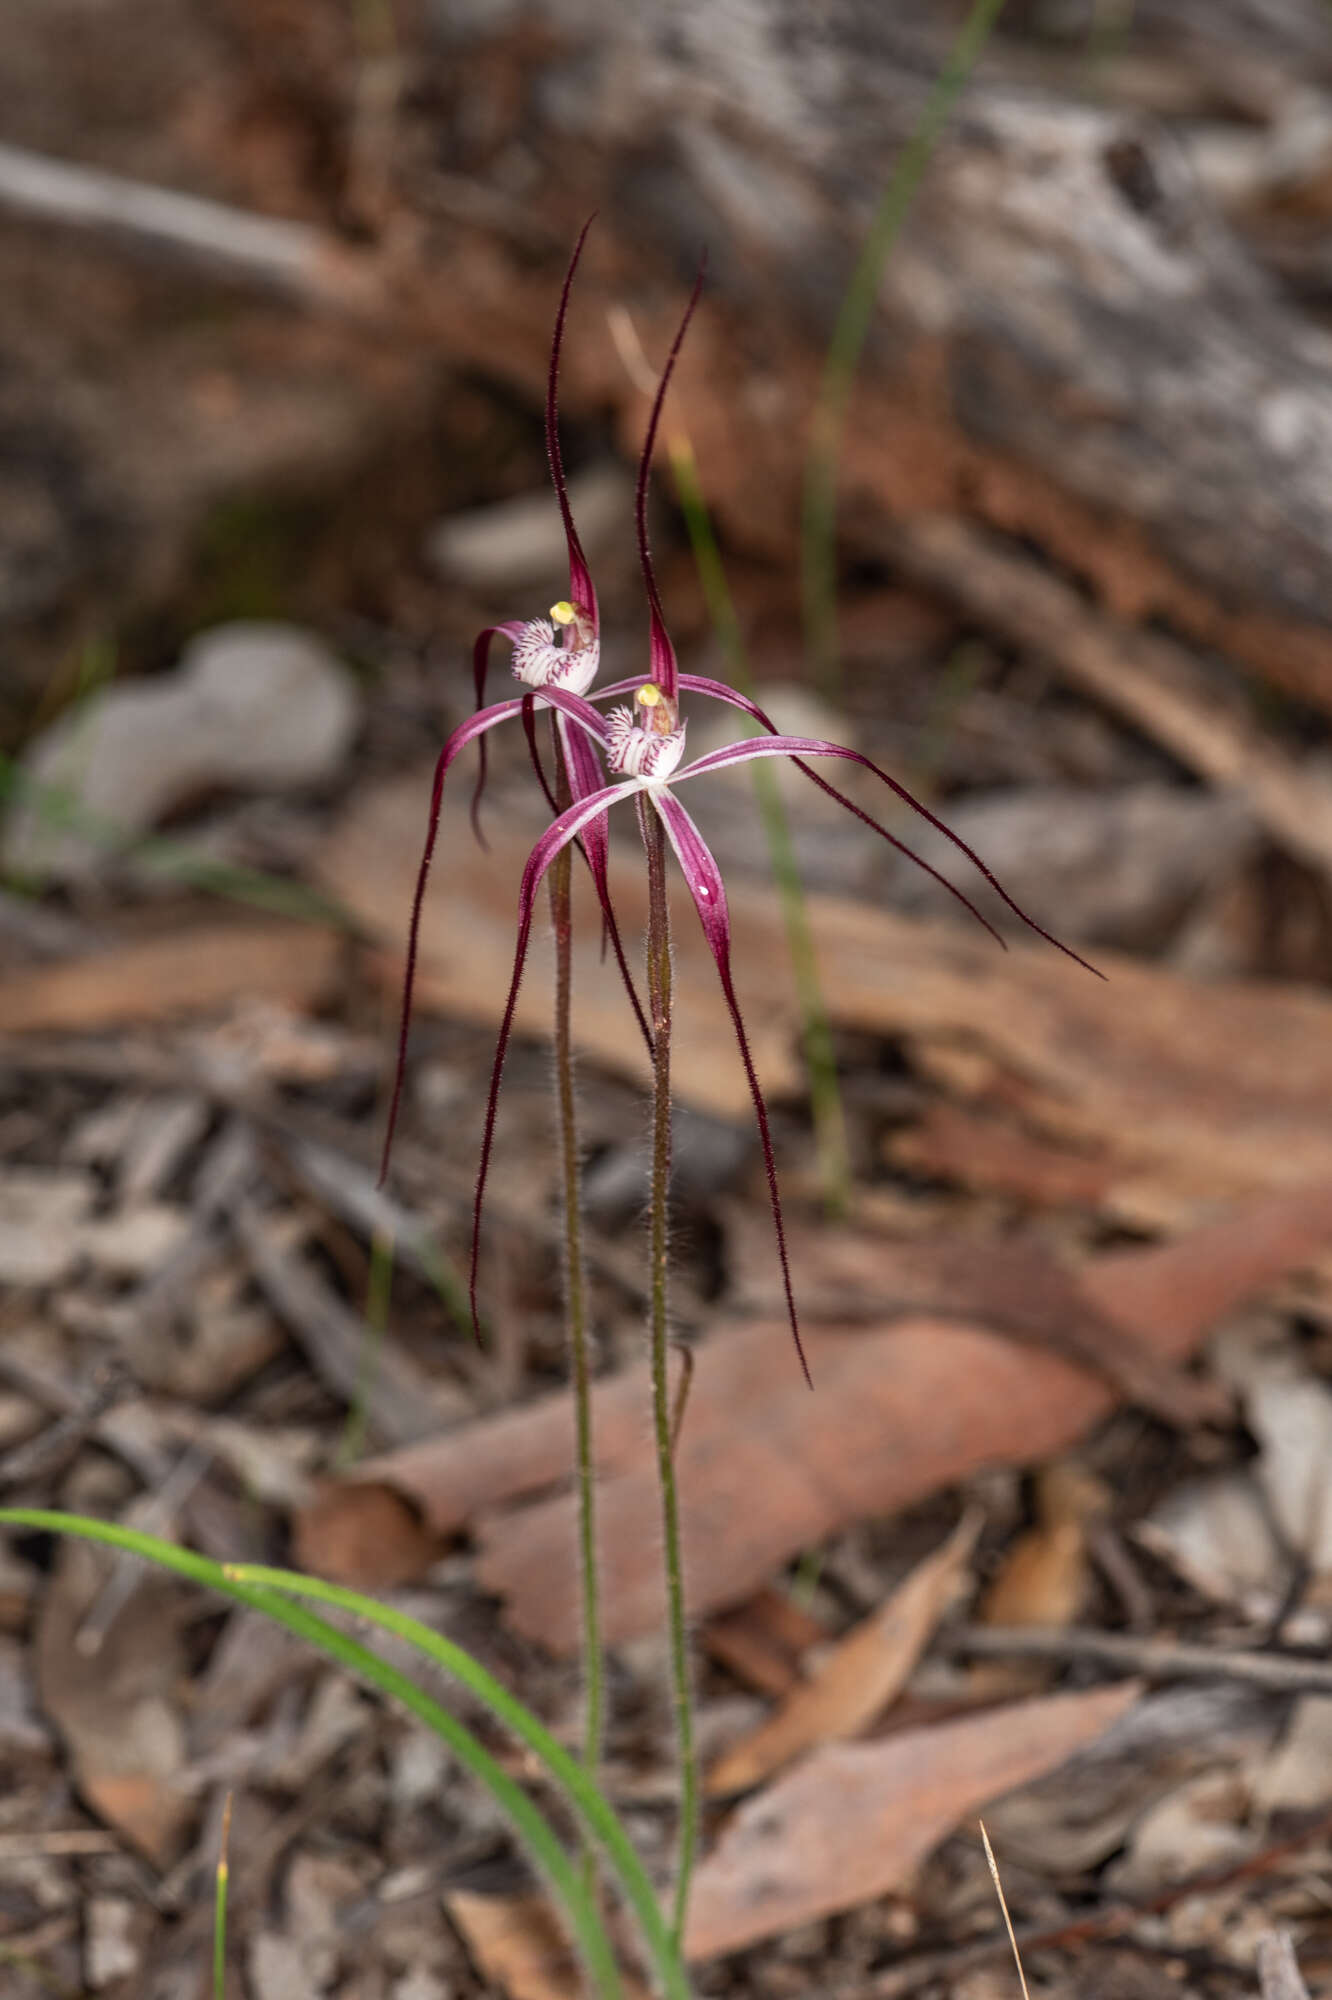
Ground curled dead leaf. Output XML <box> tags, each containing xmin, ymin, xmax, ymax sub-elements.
<box><xmin>707</xmin><ymin>1510</ymin><xmax>981</xmax><ymax>1795</ymax></box>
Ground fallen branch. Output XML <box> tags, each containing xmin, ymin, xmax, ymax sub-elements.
<box><xmin>0</xmin><ymin>140</ymin><xmax>383</xmax><ymax>314</ymax></box>
<box><xmin>885</xmin><ymin>513</ymin><xmax>1332</xmax><ymax>884</ymax></box>
<box><xmin>947</xmin><ymin>1621</ymin><xmax>1332</xmax><ymax>1695</ymax></box>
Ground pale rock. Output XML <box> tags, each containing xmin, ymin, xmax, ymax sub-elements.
<box><xmin>4</xmin><ymin>622</ymin><xmax>359</xmax><ymax>882</ymax></box>
<box><xmin>1108</xmin><ymin>1770</ymin><xmax>1256</xmax><ymax>1893</ymax></box>
<box><xmin>688</xmin><ymin>680</ymin><xmax>859</xmax><ymax>819</ymax></box>
<box><xmin>77</xmin><ymin>1203</ymin><xmax>190</xmax><ymax>1278</ymax></box>
<box><xmin>428</xmin><ymin>463</ymin><xmax>631</xmax><ymax>591</ymax></box>
<box><xmin>285</xmin><ymin>1850</ymin><xmax>365</xmax><ymax>1988</ymax></box>
<box><xmin>1247</xmin><ymin>1362</ymin><xmax>1332</xmax><ymax>1572</ymax></box>
<box><xmin>1252</xmin><ymin>1697</ymin><xmax>1332</xmax><ymax>1816</ymax></box>
<box><xmin>390</xmin><ymin>1727</ymin><xmax>453</xmax><ymax>1810</ymax></box>
<box><xmin>0</xmin><ymin>1168</ymin><xmax>94</xmax><ymax>1284</ymax></box>
<box><xmin>85</xmin><ymin>1896</ymin><xmax>140</xmax><ymax>1990</ymax></box>
<box><xmin>270</xmin><ymin>1674</ymin><xmax>372</xmax><ymax>1790</ymax></box>
<box><xmin>249</xmin><ymin>1931</ymin><xmax>321</xmax><ymax>2000</ymax></box>
<box><xmin>391</xmin><ymin>1970</ymin><xmax>449</xmax><ymax>2000</ymax></box>
<box><xmin>1135</xmin><ymin>1472</ymin><xmax>1288</xmax><ymax>1621</ymax></box>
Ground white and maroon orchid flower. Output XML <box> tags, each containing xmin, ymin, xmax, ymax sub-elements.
<box><xmin>467</xmin><ymin>268</ymin><xmax>1100</xmax><ymax>1381</ymax></box>
<box><xmin>379</xmin><ymin>219</ymin><xmax>651</xmax><ymax>1182</ymax></box>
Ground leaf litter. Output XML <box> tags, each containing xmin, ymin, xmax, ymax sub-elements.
<box><xmin>3</xmin><ymin>263</ymin><xmax>1332</xmax><ymax>2000</ymax></box>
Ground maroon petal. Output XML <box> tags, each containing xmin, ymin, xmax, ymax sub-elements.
<box><xmin>470</xmin><ymin>779</ymin><xmax>638</xmax><ymax>1334</ymax></box>
<box><xmin>379</xmin><ymin>698</ymin><xmax>528</xmax><ymax>1185</ymax></box>
<box><xmin>675</xmin><ymin>697</ymin><xmax>1101</xmax><ymax>977</ymax></box>
<box><xmin>556</xmin><ymin>713</ymin><xmax>654</xmax><ymax>1056</ymax></box>
<box><xmin>548</xmin><ymin>216</ymin><xmax>599</xmax><ymax>626</ymax></box>
<box><xmin>634</xmin><ymin>261</ymin><xmax>706</xmax><ymax>705</ymax></box>
<box><xmin>652</xmin><ymin>788</ymin><xmax>812</xmax><ymax>1388</ymax></box>
<box><xmin>469</xmin><ymin>621</ymin><xmax>527</xmax><ymax>843</ymax></box>
<box><xmin>520</xmin><ymin>690</ymin><xmax>561</xmax><ymax>820</ymax></box>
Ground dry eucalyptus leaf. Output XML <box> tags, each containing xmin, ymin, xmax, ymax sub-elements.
<box><xmin>972</xmin><ymin>1461</ymin><xmax>1111</xmax><ymax>1696</ymax></box>
<box><xmin>685</xmin><ymin>1680</ymin><xmax>1139</xmax><ymax>1961</ymax></box>
<box><xmin>325</xmin><ymin>783</ymin><xmax>1332</xmax><ymax>1210</ymax></box>
<box><xmin>979</xmin><ymin>1461</ymin><xmax>1110</xmax><ymax>1630</ymax></box>
<box><xmin>296</xmin><ymin>1182</ymin><xmax>1332</xmax><ymax>1642</ymax></box>
<box><xmin>445</xmin><ymin>1890</ymin><xmax>650</xmax><ymax>2000</ymax></box>
<box><xmin>707</xmin><ymin>1510</ymin><xmax>980</xmax><ymax>1794</ymax></box>
<box><xmin>475</xmin><ymin>1184</ymin><xmax>1332</xmax><ymax>1652</ymax></box>
<box><xmin>34</xmin><ymin>1540</ymin><xmax>192</xmax><ymax>1865</ymax></box>
<box><xmin>0</xmin><ymin>919</ymin><xmax>342</xmax><ymax>1035</ymax></box>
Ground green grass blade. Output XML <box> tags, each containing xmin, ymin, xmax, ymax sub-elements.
<box><xmin>0</xmin><ymin>1511</ymin><xmax>642</xmax><ymax>1999</ymax></box>
<box><xmin>801</xmin><ymin>0</ymin><xmax>1007</xmax><ymax>689</ymax></box>
<box><xmin>0</xmin><ymin>753</ymin><xmax>352</xmax><ymax>927</ymax></box>
<box><xmin>214</xmin><ymin>1793</ymin><xmax>233</xmax><ymax>2000</ymax></box>
<box><xmin>210</xmin><ymin>1560</ymin><xmax>688</xmax><ymax>1999</ymax></box>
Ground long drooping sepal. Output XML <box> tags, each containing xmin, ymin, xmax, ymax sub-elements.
<box><xmin>469</xmin><ymin>621</ymin><xmax>528</xmax><ymax>841</ymax></box>
<box><xmin>492</xmin><ymin>691</ymin><xmax>645</xmax><ymax>1040</ymax></box>
<box><xmin>520</xmin><ymin>691</ymin><xmax>561</xmax><ymax>821</ymax></box>
<box><xmin>470</xmin><ymin>779</ymin><xmax>638</xmax><ymax>1335</ymax></box>
<box><xmin>634</xmin><ymin>264</ymin><xmax>706</xmax><ymax>706</ymax></box>
<box><xmin>653</xmin><ymin>789</ymin><xmax>813</xmax><ymax>1388</ymax></box>
<box><xmin>379</xmin><ymin>696</ymin><xmax>533</xmax><ymax>1186</ymax></box>
<box><xmin>673</xmin><ymin>693</ymin><xmax>1102</xmax><ymax>976</ymax></box>
<box><xmin>548</xmin><ymin>216</ymin><xmax>600</xmax><ymax>626</ymax></box>
<box><xmin>557</xmin><ymin>712</ymin><xmax>654</xmax><ymax>1057</ymax></box>
<box><xmin>531</xmin><ymin>691</ymin><xmax>653</xmax><ymax>1054</ymax></box>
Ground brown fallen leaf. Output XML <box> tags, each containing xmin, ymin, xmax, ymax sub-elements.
<box><xmin>727</xmin><ymin>1217</ymin><xmax>1224</xmax><ymax>1427</ymax></box>
<box><xmin>322</xmin><ymin>780</ymin><xmax>797</xmax><ymax>1120</ymax></box>
<box><xmin>707</xmin><ymin>1510</ymin><xmax>981</xmax><ymax>1795</ymax></box>
<box><xmin>683</xmin><ymin>1680</ymin><xmax>1139</xmax><ymax>1961</ymax></box>
<box><xmin>0</xmin><ymin>918</ymin><xmax>342</xmax><ymax>1034</ymax></box>
<box><xmin>445</xmin><ymin>1890</ymin><xmax>649</xmax><ymax>2000</ymax></box>
<box><xmin>296</xmin><ymin>1183</ymin><xmax>1332</xmax><ymax>1645</ymax></box>
<box><xmin>892</xmin><ymin>1100</ymin><xmax>1115</xmax><ymax>1209</ymax></box>
<box><xmin>885</xmin><ymin>513</ymin><xmax>1332</xmax><ymax>889</ymax></box>
<box><xmin>701</xmin><ymin>1588</ymin><xmax>829</xmax><ymax>1699</ymax></box>
<box><xmin>34</xmin><ymin>1541</ymin><xmax>193</xmax><ymax>1866</ymax></box>
<box><xmin>323</xmin><ymin>783</ymin><xmax>1332</xmax><ymax>1213</ymax></box>
<box><xmin>971</xmin><ymin>1462</ymin><xmax>1111</xmax><ymax>1697</ymax></box>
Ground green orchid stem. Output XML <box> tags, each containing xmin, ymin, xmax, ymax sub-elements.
<box><xmin>801</xmin><ymin>0</ymin><xmax>1008</xmax><ymax>690</ymax></box>
<box><xmin>642</xmin><ymin>800</ymin><xmax>698</xmax><ymax>1945</ymax></box>
<box><xmin>550</xmin><ymin>726</ymin><xmax>604</xmax><ymax>1883</ymax></box>
<box><xmin>668</xmin><ymin>434</ymin><xmax>851</xmax><ymax>1218</ymax></box>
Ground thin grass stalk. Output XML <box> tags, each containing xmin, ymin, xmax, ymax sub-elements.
<box><xmin>549</xmin><ymin>721</ymin><xmax>605</xmax><ymax>1852</ymax></box>
<box><xmin>640</xmin><ymin>800</ymin><xmax>698</xmax><ymax>1944</ymax></box>
<box><xmin>213</xmin><ymin>1792</ymin><xmax>233</xmax><ymax>2000</ymax></box>
<box><xmin>801</xmin><ymin>0</ymin><xmax>1007</xmax><ymax>689</ymax></box>
<box><xmin>668</xmin><ymin>434</ymin><xmax>851</xmax><ymax>1216</ymax></box>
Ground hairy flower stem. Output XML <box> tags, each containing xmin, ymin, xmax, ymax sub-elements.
<box><xmin>642</xmin><ymin>800</ymin><xmax>697</xmax><ymax>1946</ymax></box>
<box><xmin>549</xmin><ymin>729</ymin><xmax>603</xmax><ymax>1858</ymax></box>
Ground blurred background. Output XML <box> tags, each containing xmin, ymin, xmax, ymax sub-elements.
<box><xmin>6</xmin><ymin>3</ymin><xmax>1332</xmax><ymax>1998</ymax></box>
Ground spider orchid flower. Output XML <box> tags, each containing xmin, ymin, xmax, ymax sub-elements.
<box><xmin>469</xmin><ymin>269</ymin><xmax>1101</xmax><ymax>1382</ymax></box>
<box><xmin>378</xmin><ymin>218</ymin><xmax>650</xmax><ymax>1183</ymax></box>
